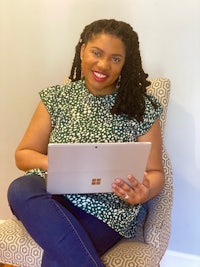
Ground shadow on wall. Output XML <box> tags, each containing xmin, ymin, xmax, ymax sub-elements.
<box><xmin>165</xmin><ymin>99</ymin><xmax>200</xmax><ymax>255</ymax></box>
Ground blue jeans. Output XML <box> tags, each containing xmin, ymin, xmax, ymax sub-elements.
<box><xmin>7</xmin><ymin>175</ymin><xmax>123</xmax><ymax>267</ymax></box>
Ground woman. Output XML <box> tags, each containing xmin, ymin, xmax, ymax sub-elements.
<box><xmin>8</xmin><ymin>19</ymin><xmax>164</xmax><ymax>267</ymax></box>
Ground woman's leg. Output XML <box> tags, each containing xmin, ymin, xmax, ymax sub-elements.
<box><xmin>7</xmin><ymin>175</ymin><xmax>122</xmax><ymax>267</ymax></box>
<box><xmin>53</xmin><ymin>195</ymin><xmax>123</xmax><ymax>256</ymax></box>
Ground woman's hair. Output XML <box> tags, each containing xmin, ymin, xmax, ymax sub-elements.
<box><xmin>69</xmin><ymin>19</ymin><xmax>154</xmax><ymax>121</ymax></box>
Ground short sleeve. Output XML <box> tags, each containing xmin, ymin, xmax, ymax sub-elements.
<box><xmin>137</xmin><ymin>94</ymin><xmax>163</xmax><ymax>136</ymax></box>
<box><xmin>39</xmin><ymin>85</ymin><xmax>67</xmax><ymax>128</ymax></box>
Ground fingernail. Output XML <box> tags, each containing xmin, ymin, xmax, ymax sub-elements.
<box><xmin>112</xmin><ymin>183</ymin><xmax>116</xmax><ymax>188</ymax></box>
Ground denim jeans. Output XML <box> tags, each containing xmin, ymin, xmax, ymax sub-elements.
<box><xmin>7</xmin><ymin>175</ymin><xmax>123</xmax><ymax>267</ymax></box>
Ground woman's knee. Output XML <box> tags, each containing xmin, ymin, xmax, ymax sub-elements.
<box><xmin>8</xmin><ymin>176</ymin><xmax>25</xmax><ymax>205</ymax></box>
<box><xmin>7</xmin><ymin>175</ymin><xmax>45</xmax><ymax>207</ymax></box>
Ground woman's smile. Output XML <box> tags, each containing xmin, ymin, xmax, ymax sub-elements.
<box><xmin>92</xmin><ymin>70</ymin><xmax>108</xmax><ymax>82</ymax></box>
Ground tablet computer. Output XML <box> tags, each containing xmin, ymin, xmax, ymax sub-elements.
<box><xmin>47</xmin><ymin>142</ymin><xmax>151</xmax><ymax>194</ymax></box>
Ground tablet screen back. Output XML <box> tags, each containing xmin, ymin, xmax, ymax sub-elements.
<box><xmin>47</xmin><ymin>142</ymin><xmax>151</xmax><ymax>194</ymax></box>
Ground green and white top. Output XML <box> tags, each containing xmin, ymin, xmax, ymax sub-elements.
<box><xmin>26</xmin><ymin>79</ymin><xmax>162</xmax><ymax>238</ymax></box>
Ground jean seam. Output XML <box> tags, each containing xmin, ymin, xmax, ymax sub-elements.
<box><xmin>53</xmin><ymin>201</ymin><xmax>101</xmax><ymax>267</ymax></box>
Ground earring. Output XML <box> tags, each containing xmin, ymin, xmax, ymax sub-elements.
<box><xmin>73</xmin><ymin>67</ymin><xmax>77</xmax><ymax>80</ymax></box>
<box><xmin>116</xmin><ymin>75</ymin><xmax>121</xmax><ymax>89</ymax></box>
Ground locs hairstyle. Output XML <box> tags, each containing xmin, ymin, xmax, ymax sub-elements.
<box><xmin>69</xmin><ymin>19</ymin><xmax>156</xmax><ymax>122</ymax></box>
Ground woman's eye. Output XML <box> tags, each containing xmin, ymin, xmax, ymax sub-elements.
<box><xmin>92</xmin><ymin>50</ymin><xmax>101</xmax><ymax>57</ymax></box>
<box><xmin>112</xmin><ymin>57</ymin><xmax>121</xmax><ymax>63</ymax></box>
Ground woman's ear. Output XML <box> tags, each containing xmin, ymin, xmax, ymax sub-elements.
<box><xmin>80</xmin><ymin>44</ymin><xmax>86</xmax><ymax>61</ymax></box>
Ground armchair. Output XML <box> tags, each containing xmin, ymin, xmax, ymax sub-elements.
<box><xmin>0</xmin><ymin>78</ymin><xmax>173</xmax><ymax>267</ymax></box>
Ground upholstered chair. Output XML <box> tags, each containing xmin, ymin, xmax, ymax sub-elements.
<box><xmin>0</xmin><ymin>78</ymin><xmax>173</xmax><ymax>267</ymax></box>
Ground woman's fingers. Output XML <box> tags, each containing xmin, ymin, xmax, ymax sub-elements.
<box><xmin>112</xmin><ymin>173</ymin><xmax>150</xmax><ymax>204</ymax></box>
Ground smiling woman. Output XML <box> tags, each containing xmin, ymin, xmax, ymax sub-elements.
<box><xmin>7</xmin><ymin>19</ymin><xmax>165</xmax><ymax>267</ymax></box>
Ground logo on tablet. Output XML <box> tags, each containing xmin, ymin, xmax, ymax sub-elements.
<box><xmin>91</xmin><ymin>178</ymin><xmax>101</xmax><ymax>185</ymax></box>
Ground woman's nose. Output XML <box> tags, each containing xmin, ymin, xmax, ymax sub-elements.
<box><xmin>97</xmin><ymin>58</ymin><xmax>110</xmax><ymax>70</ymax></box>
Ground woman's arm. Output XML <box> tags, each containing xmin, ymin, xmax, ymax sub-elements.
<box><xmin>112</xmin><ymin>118</ymin><xmax>165</xmax><ymax>204</ymax></box>
<box><xmin>15</xmin><ymin>101</ymin><xmax>52</xmax><ymax>172</ymax></box>
<box><xmin>137</xmin><ymin>118</ymin><xmax>164</xmax><ymax>200</ymax></box>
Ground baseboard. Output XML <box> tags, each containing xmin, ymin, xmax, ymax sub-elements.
<box><xmin>161</xmin><ymin>250</ymin><xmax>200</xmax><ymax>267</ymax></box>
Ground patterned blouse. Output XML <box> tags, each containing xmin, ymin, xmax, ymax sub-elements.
<box><xmin>26</xmin><ymin>79</ymin><xmax>162</xmax><ymax>238</ymax></box>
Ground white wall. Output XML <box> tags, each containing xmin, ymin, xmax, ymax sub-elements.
<box><xmin>1</xmin><ymin>0</ymin><xmax>200</xmax><ymax>258</ymax></box>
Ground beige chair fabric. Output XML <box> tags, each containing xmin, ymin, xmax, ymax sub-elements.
<box><xmin>0</xmin><ymin>78</ymin><xmax>173</xmax><ymax>267</ymax></box>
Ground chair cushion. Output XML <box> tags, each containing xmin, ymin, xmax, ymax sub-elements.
<box><xmin>102</xmin><ymin>240</ymin><xmax>159</xmax><ymax>267</ymax></box>
<box><xmin>0</xmin><ymin>218</ymin><xmax>42</xmax><ymax>266</ymax></box>
<box><xmin>0</xmin><ymin>217</ymin><xmax>158</xmax><ymax>267</ymax></box>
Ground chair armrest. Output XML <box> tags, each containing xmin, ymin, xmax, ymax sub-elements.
<box><xmin>144</xmin><ymin>147</ymin><xmax>173</xmax><ymax>258</ymax></box>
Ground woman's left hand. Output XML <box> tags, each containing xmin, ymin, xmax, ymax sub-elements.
<box><xmin>112</xmin><ymin>173</ymin><xmax>150</xmax><ymax>205</ymax></box>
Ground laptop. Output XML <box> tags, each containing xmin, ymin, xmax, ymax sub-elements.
<box><xmin>46</xmin><ymin>142</ymin><xmax>151</xmax><ymax>194</ymax></box>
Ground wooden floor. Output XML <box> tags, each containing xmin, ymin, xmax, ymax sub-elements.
<box><xmin>1</xmin><ymin>265</ymin><xmax>17</xmax><ymax>267</ymax></box>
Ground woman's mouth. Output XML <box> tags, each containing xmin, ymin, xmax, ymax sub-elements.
<box><xmin>92</xmin><ymin>71</ymin><xmax>108</xmax><ymax>82</ymax></box>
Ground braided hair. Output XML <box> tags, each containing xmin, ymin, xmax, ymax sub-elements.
<box><xmin>69</xmin><ymin>19</ymin><xmax>155</xmax><ymax>122</ymax></box>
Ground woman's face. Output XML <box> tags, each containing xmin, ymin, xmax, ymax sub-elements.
<box><xmin>80</xmin><ymin>33</ymin><xmax>126</xmax><ymax>96</ymax></box>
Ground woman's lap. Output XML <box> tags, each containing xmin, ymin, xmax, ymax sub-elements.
<box><xmin>7</xmin><ymin>174</ymin><xmax>122</xmax><ymax>266</ymax></box>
